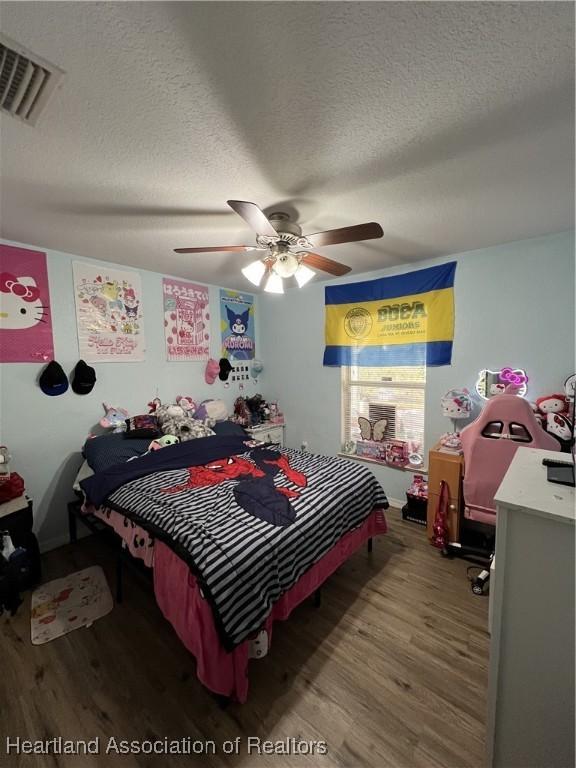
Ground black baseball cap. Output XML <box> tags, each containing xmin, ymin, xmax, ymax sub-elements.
<box><xmin>39</xmin><ymin>361</ymin><xmax>69</xmax><ymax>396</ymax></box>
<box><xmin>71</xmin><ymin>360</ymin><xmax>96</xmax><ymax>395</ymax></box>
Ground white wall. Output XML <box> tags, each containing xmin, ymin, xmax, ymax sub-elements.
<box><xmin>0</xmin><ymin>239</ymin><xmax>263</xmax><ymax>551</ymax></box>
<box><xmin>260</xmin><ymin>231</ymin><xmax>575</xmax><ymax>504</ymax></box>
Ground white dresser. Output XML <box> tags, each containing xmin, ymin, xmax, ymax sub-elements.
<box><xmin>246</xmin><ymin>423</ymin><xmax>285</xmax><ymax>447</ymax></box>
<box><xmin>488</xmin><ymin>448</ymin><xmax>575</xmax><ymax>768</ymax></box>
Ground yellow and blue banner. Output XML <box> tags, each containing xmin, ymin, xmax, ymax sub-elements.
<box><xmin>324</xmin><ymin>262</ymin><xmax>456</xmax><ymax>367</ymax></box>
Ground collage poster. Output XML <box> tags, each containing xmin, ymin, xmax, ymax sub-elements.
<box><xmin>163</xmin><ymin>277</ymin><xmax>210</xmax><ymax>361</ymax></box>
<box><xmin>220</xmin><ymin>289</ymin><xmax>255</xmax><ymax>361</ymax></box>
<box><xmin>73</xmin><ymin>262</ymin><xmax>146</xmax><ymax>362</ymax></box>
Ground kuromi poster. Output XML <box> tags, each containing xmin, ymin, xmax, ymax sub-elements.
<box><xmin>220</xmin><ymin>289</ymin><xmax>255</xmax><ymax>361</ymax></box>
<box><xmin>73</xmin><ymin>262</ymin><xmax>145</xmax><ymax>361</ymax></box>
<box><xmin>0</xmin><ymin>244</ymin><xmax>54</xmax><ymax>363</ymax></box>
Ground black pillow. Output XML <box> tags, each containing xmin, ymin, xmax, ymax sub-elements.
<box><xmin>212</xmin><ymin>420</ymin><xmax>249</xmax><ymax>438</ymax></box>
<box><xmin>83</xmin><ymin>434</ymin><xmax>151</xmax><ymax>473</ymax></box>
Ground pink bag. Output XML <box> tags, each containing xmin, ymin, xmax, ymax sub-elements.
<box><xmin>431</xmin><ymin>480</ymin><xmax>449</xmax><ymax>549</ymax></box>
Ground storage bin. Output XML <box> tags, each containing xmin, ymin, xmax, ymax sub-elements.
<box><xmin>401</xmin><ymin>492</ymin><xmax>428</xmax><ymax>526</ymax></box>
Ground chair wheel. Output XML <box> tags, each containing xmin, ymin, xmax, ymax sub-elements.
<box><xmin>472</xmin><ymin>583</ymin><xmax>484</xmax><ymax>595</ymax></box>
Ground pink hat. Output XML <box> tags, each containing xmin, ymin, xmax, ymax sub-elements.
<box><xmin>205</xmin><ymin>358</ymin><xmax>219</xmax><ymax>385</ymax></box>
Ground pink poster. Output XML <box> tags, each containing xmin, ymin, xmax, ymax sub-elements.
<box><xmin>0</xmin><ymin>244</ymin><xmax>54</xmax><ymax>363</ymax></box>
<box><xmin>163</xmin><ymin>277</ymin><xmax>210</xmax><ymax>361</ymax></box>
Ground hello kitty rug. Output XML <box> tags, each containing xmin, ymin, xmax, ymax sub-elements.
<box><xmin>31</xmin><ymin>566</ymin><xmax>113</xmax><ymax>645</ymax></box>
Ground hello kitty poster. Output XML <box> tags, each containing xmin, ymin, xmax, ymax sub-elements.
<box><xmin>73</xmin><ymin>262</ymin><xmax>145</xmax><ymax>361</ymax></box>
<box><xmin>0</xmin><ymin>244</ymin><xmax>54</xmax><ymax>363</ymax></box>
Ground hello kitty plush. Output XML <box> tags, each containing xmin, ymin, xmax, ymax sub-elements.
<box><xmin>100</xmin><ymin>403</ymin><xmax>129</xmax><ymax>433</ymax></box>
<box><xmin>545</xmin><ymin>412</ymin><xmax>573</xmax><ymax>452</ymax></box>
<box><xmin>0</xmin><ymin>273</ymin><xmax>47</xmax><ymax>330</ymax></box>
<box><xmin>441</xmin><ymin>388</ymin><xmax>472</xmax><ymax>424</ymax></box>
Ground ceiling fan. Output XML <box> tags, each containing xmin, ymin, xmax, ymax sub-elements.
<box><xmin>174</xmin><ymin>200</ymin><xmax>384</xmax><ymax>293</ymax></box>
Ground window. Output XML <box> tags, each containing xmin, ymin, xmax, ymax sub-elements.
<box><xmin>341</xmin><ymin>364</ymin><xmax>426</xmax><ymax>460</ymax></box>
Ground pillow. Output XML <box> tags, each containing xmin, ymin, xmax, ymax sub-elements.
<box><xmin>124</xmin><ymin>414</ymin><xmax>161</xmax><ymax>439</ymax></box>
<box><xmin>212</xmin><ymin>420</ymin><xmax>249</xmax><ymax>438</ymax></box>
<box><xmin>83</xmin><ymin>433</ymin><xmax>151</xmax><ymax>473</ymax></box>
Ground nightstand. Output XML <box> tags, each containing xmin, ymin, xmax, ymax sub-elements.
<box><xmin>246</xmin><ymin>423</ymin><xmax>285</xmax><ymax>447</ymax></box>
<box><xmin>0</xmin><ymin>494</ymin><xmax>41</xmax><ymax>584</ymax></box>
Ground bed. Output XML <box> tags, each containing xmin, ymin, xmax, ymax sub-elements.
<box><xmin>74</xmin><ymin>431</ymin><xmax>388</xmax><ymax>702</ymax></box>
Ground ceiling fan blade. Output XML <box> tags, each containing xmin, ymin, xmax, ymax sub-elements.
<box><xmin>227</xmin><ymin>200</ymin><xmax>278</xmax><ymax>238</ymax></box>
<box><xmin>301</xmin><ymin>251</ymin><xmax>351</xmax><ymax>276</ymax></box>
<box><xmin>306</xmin><ymin>222</ymin><xmax>383</xmax><ymax>248</ymax></box>
<box><xmin>174</xmin><ymin>245</ymin><xmax>261</xmax><ymax>254</ymax></box>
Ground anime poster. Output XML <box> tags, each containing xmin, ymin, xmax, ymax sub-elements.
<box><xmin>73</xmin><ymin>262</ymin><xmax>145</xmax><ymax>361</ymax></box>
<box><xmin>220</xmin><ymin>289</ymin><xmax>255</xmax><ymax>361</ymax></box>
<box><xmin>163</xmin><ymin>277</ymin><xmax>210</xmax><ymax>361</ymax></box>
<box><xmin>0</xmin><ymin>244</ymin><xmax>54</xmax><ymax>363</ymax></box>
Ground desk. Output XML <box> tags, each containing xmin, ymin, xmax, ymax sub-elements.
<box><xmin>488</xmin><ymin>448</ymin><xmax>575</xmax><ymax>768</ymax></box>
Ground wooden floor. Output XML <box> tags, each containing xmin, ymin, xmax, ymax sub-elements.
<box><xmin>1</xmin><ymin>508</ymin><xmax>489</xmax><ymax>768</ymax></box>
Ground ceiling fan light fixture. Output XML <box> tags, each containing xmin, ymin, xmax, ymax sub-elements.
<box><xmin>241</xmin><ymin>259</ymin><xmax>266</xmax><ymax>287</ymax></box>
<box><xmin>272</xmin><ymin>252</ymin><xmax>300</xmax><ymax>278</ymax></box>
<box><xmin>294</xmin><ymin>264</ymin><xmax>315</xmax><ymax>287</ymax></box>
<box><xmin>264</xmin><ymin>272</ymin><xmax>284</xmax><ymax>294</ymax></box>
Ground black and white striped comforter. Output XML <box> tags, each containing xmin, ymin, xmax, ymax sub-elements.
<box><xmin>106</xmin><ymin>447</ymin><xmax>388</xmax><ymax>649</ymax></box>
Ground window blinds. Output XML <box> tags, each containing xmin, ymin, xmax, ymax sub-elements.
<box><xmin>342</xmin><ymin>364</ymin><xmax>426</xmax><ymax>456</ymax></box>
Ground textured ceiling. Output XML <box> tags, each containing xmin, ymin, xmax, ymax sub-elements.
<box><xmin>1</xmin><ymin>2</ymin><xmax>574</xmax><ymax>290</ymax></box>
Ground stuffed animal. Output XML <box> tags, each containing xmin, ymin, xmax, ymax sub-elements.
<box><xmin>176</xmin><ymin>395</ymin><xmax>197</xmax><ymax>414</ymax></box>
<box><xmin>232</xmin><ymin>396</ymin><xmax>252</xmax><ymax>426</ymax></box>
<box><xmin>545</xmin><ymin>412</ymin><xmax>573</xmax><ymax>452</ymax></box>
<box><xmin>156</xmin><ymin>403</ymin><xmax>188</xmax><ymax>423</ymax></box>
<box><xmin>160</xmin><ymin>414</ymin><xmax>215</xmax><ymax>442</ymax></box>
<box><xmin>244</xmin><ymin>394</ymin><xmax>270</xmax><ymax>425</ymax></box>
<box><xmin>535</xmin><ymin>394</ymin><xmax>569</xmax><ymax>417</ymax></box>
<box><xmin>148</xmin><ymin>434</ymin><xmax>179</xmax><ymax>451</ymax></box>
<box><xmin>194</xmin><ymin>399</ymin><xmax>228</xmax><ymax>422</ymax></box>
<box><xmin>148</xmin><ymin>397</ymin><xmax>162</xmax><ymax>414</ymax></box>
<box><xmin>100</xmin><ymin>403</ymin><xmax>129</xmax><ymax>433</ymax></box>
<box><xmin>441</xmin><ymin>388</ymin><xmax>472</xmax><ymax>420</ymax></box>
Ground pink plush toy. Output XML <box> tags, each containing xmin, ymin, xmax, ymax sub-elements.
<box><xmin>100</xmin><ymin>403</ymin><xmax>129</xmax><ymax>433</ymax></box>
<box><xmin>176</xmin><ymin>395</ymin><xmax>196</xmax><ymax>414</ymax></box>
<box><xmin>148</xmin><ymin>397</ymin><xmax>161</xmax><ymax>414</ymax></box>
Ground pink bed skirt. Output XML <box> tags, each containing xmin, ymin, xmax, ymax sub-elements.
<box><xmin>153</xmin><ymin>507</ymin><xmax>388</xmax><ymax>702</ymax></box>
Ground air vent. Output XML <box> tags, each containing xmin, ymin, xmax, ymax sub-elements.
<box><xmin>0</xmin><ymin>34</ymin><xmax>64</xmax><ymax>125</ymax></box>
<box><xmin>368</xmin><ymin>403</ymin><xmax>396</xmax><ymax>438</ymax></box>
